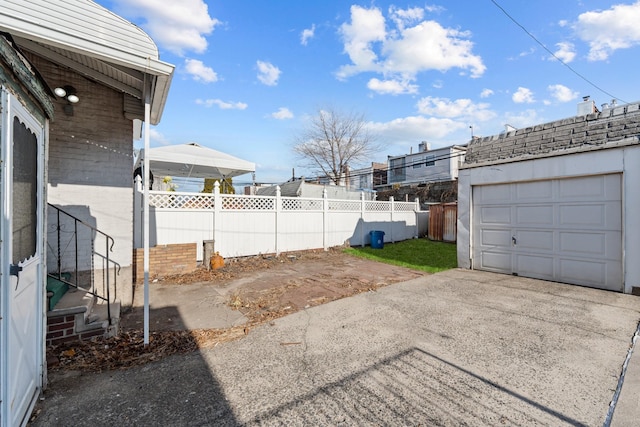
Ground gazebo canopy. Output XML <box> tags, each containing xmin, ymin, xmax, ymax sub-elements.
<box><xmin>136</xmin><ymin>143</ymin><xmax>255</xmax><ymax>179</ymax></box>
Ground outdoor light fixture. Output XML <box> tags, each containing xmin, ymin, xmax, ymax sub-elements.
<box><xmin>54</xmin><ymin>85</ymin><xmax>80</xmax><ymax>116</ymax></box>
<box><xmin>54</xmin><ymin>85</ymin><xmax>80</xmax><ymax>103</ymax></box>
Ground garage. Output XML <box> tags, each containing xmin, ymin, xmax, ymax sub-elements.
<box><xmin>457</xmin><ymin>98</ymin><xmax>640</xmax><ymax>294</ymax></box>
<box><xmin>472</xmin><ymin>174</ymin><xmax>622</xmax><ymax>291</ymax></box>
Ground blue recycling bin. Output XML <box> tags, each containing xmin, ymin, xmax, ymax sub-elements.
<box><xmin>370</xmin><ymin>230</ymin><xmax>385</xmax><ymax>249</ymax></box>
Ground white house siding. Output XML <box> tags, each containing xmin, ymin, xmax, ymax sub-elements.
<box><xmin>458</xmin><ymin>146</ymin><xmax>640</xmax><ymax>293</ymax></box>
<box><xmin>388</xmin><ymin>146</ymin><xmax>465</xmax><ymax>186</ymax></box>
<box><xmin>1</xmin><ymin>0</ymin><xmax>158</xmax><ymax>64</ymax></box>
<box><xmin>31</xmin><ymin>55</ymin><xmax>135</xmax><ymax>306</ymax></box>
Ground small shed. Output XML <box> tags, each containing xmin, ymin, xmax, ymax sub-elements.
<box><xmin>458</xmin><ymin>100</ymin><xmax>640</xmax><ymax>294</ymax></box>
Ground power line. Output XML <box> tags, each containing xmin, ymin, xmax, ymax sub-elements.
<box><xmin>490</xmin><ymin>0</ymin><xmax>628</xmax><ymax>104</ymax></box>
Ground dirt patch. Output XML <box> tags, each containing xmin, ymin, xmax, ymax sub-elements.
<box><xmin>47</xmin><ymin>248</ymin><xmax>425</xmax><ymax>372</ymax></box>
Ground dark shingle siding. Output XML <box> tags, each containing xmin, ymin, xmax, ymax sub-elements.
<box><xmin>464</xmin><ymin>102</ymin><xmax>640</xmax><ymax>166</ymax></box>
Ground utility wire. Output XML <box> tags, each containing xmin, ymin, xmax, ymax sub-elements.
<box><xmin>490</xmin><ymin>0</ymin><xmax>628</xmax><ymax>104</ymax></box>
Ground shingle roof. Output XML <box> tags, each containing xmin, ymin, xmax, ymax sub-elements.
<box><xmin>463</xmin><ymin>102</ymin><xmax>640</xmax><ymax>167</ymax></box>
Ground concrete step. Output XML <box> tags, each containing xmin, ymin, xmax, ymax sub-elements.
<box><xmin>48</xmin><ymin>286</ymin><xmax>121</xmax><ymax>341</ymax></box>
<box><xmin>86</xmin><ymin>300</ymin><xmax>121</xmax><ymax>337</ymax></box>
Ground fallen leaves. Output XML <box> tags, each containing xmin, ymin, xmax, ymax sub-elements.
<box><xmin>48</xmin><ymin>327</ymin><xmax>248</xmax><ymax>373</ymax></box>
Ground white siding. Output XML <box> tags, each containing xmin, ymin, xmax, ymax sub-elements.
<box><xmin>1</xmin><ymin>0</ymin><xmax>159</xmax><ymax>66</ymax></box>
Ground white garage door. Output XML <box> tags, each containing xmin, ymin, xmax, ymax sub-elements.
<box><xmin>472</xmin><ymin>174</ymin><xmax>622</xmax><ymax>291</ymax></box>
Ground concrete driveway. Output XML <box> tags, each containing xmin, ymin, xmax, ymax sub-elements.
<box><xmin>32</xmin><ymin>269</ymin><xmax>640</xmax><ymax>426</ymax></box>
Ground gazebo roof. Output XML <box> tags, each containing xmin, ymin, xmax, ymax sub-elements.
<box><xmin>135</xmin><ymin>143</ymin><xmax>255</xmax><ymax>179</ymax></box>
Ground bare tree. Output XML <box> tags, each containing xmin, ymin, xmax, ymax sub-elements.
<box><xmin>292</xmin><ymin>107</ymin><xmax>380</xmax><ymax>185</ymax></box>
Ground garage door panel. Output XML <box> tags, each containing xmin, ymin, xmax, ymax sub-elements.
<box><xmin>480</xmin><ymin>228</ymin><xmax>512</xmax><ymax>247</ymax></box>
<box><xmin>476</xmin><ymin>183</ymin><xmax>512</xmax><ymax>203</ymax></box>
<box><xmin>556</xmin><ymin>258</ymin><xmax>621</xmax><ymax>290</ymax></box>
<box><xmin>515</xmin><ymin>205</ymin><xmax>553</xmax><ymax>225</ymax></box>
<box><xmin>479</xmin><ymin>206</ymin><xmax>511</xmax><ymax>224</ymax></box>
<box><xmin>479</xmin><ymin>251</ymin><xmax>512</xmax><ymax>272</ymax></box>
<box><xmin>515</xmin><ymin>230</ymin><xmax>553</xmax><ymax>251</ymax></box>
<box><xmin>558</xmin><ymin>174</ymin><xmax>621</xmax><ymax>200</ymax></box>
<box><xmin>515</xmin><ymin>254</ymin><xmax>554</xmax><ymax>280</ymax></box>
<box><xmin>559</xmin><ymin>202</ymin><xmax>621</xmax><ymax>229</ymax></box>
<box><xmin>516</xmin><ymin>180</ymin><xmax>552</xmax><ymax>200</ymax></box>
<box><xmin>472</xmin><ymin>174</ymin><xmax>622</xmax><ymax>292</ymax></box>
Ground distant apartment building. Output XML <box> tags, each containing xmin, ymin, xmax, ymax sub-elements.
<box><xmin>345</xmin><ymin>162</ymin><xmax>387</xmax><ymax>192</ymax></box>
<box><xmin>385</xmin><ymin>142</ymin><xmax>466</xmax><ymax>188</ymax></box>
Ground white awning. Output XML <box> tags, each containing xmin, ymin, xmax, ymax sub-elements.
<box><xmin>136</xmin><ymin>143</ymin><xmax>255</xmax><ymax>179</ymax></box>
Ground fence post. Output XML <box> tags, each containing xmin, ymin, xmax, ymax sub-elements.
<box><xmin>390</xmin><ymin>196</ymin><xmax>395</xmax><ymax>243</ymax></box>
<box><xmin>414</xmin><ymin>197</ymin><xmax>420</xmax><ymax>238</ymax></box>
<box><xmin>275</xmin><ymin>185</ymin><xmax>281</xmax><ymax>256</ymax></box>
<box><xmin>360</xmin><ymin>192</ymin><xmax>366</xmax><ymax>247</ymax></box>
<box><xmin>323</xmin><ymin>187</ymin><xmax>328</xmax><ymax>251</ymax></box>
<box><xmin>213</xmin><ymin>181</ymin><xmax>221</xmax><ymax>254</ymax></box>
<box><xmin>134</xmin><ymin>176</ymin><xmax>142</xmax><ymax>248</ymax></box>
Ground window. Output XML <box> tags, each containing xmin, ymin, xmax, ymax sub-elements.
<box><xmin>425</xmin><ymin>155</ymin><xmax>436</xmax><ymax>167</ymax></box>
<box><xmin>389</xmin><ymin>158</ymin><xmax>406</xmax><ymax>183</ymax></box>
<box><xmin>12</xmin><ymin>116</ymin><xmax>38</xmax><ymax>263</ymax></box>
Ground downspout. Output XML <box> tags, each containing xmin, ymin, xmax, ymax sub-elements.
<box><xmin>143</xmin><ymin>76</ymin><xmax>151</xmax><ymax>346</ymax></box>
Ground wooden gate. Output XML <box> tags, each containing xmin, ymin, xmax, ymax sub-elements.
<box><xmin>428</xmin><ymin>202</ymin><xmax>457</xmax><ymax>242</ymax></box>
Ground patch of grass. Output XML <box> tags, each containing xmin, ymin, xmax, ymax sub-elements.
<box><xmin>344</xmin><ymin>238</ymin><xmax>457</xmax><ymax>273</ymax></box>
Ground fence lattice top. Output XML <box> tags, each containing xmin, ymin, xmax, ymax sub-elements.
<box><xmin>147</xmin><ymin>191</ymin><xmax>418</xmax><ymax>212</ymax></box>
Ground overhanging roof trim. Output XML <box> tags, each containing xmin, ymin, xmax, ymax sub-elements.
<box><xmin>0</xmin><ymin>1</ymin><xmax>173</xmax><ymax>77</ymax></box>
<box><xmin>0</xmin><ymin>0</ymin><xmax>175</xmax><ymax>124</ymax></box>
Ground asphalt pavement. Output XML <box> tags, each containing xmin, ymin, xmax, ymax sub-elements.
<box><xmin>31</xmin><ymin>269</ymin><xmax>640</xmax><ymax>426</ymax></box>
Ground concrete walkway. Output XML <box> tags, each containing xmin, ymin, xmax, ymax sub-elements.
<box><xmin>32</xmin><ymin>269</ymin><xmax>640</xmax><ymax>426</ymax></box>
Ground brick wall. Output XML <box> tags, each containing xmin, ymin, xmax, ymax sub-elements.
<box><xmin>133</xmin><ymin>243</ymin><xmax>197</xmax><ymax>283</ymax></box>
<box><xmin>465</xmin><ymin>102</ymin><xmax>640</xmax><ymax>165</ymax></box>
<box><xmin>46</xmin><ymin>313</ymin><xmax>105</xmax><ymax>346</ymax></box>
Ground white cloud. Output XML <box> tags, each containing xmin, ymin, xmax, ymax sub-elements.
<box><xmin>480</xmin><ymin>88</ymin><xmax>494</xmax><ymax>98</ymax></box>
<box><xmin>512</xmin><ymin>87</ymin><xmax>535</xmax><ymax>104</ymax></box>
<box><xmin>256</xmin><ymin>61</ymin><xmax>281</xmax><ymax>86</ymax></box>
<box><xmin>337</xmin><ymin>5</ymin><xmax>485</xmax><ymax>83</ymax></box>
<box><xmin>368</xmin><ymin>115</ymin><xmax>467</xmax><ymax>145</ymax></box>
<box><xmin>111</xmin><ymin>0</ymin><xmax>219</xmax><ymax>55</ymax></box>
<box><xmin>301</xmin><ymin>25</ymin><xmax>315</xmax><ymax>45</ymax></box>
<box><xmin>503</xmin><ymin>109</ymin><xmax>544</xmax><ymax>129</ymax></box>
<box><xmin>575</xmin><ymin>1</ymin><xmax>640</xmax><ymax>61</ymax></box>
<box><xmin>184</xmin><ymin>59</ymin><xmax>218</xmax><ymax>83</ymax></box>
<box><xmin>551</xmin><ymin>42</ymin><xmax>576</xmax><ymax>63</ymax></box>
<box><xmin>337</xmin><ymin>5</ymin><xmax>386</xmax><ymax>78</ymax></box>
<box><xmin>547</xmin><ymin>84</ymin><xmax>578</xmax><ymax>102</ymax></box>
<box><xmin>149</xmin><ymin>128</ymin><xmax>171</xmax><ymax>146</ymax></box>
<box><xmin>367</xmin><ymin>78</ymin><xmax>418</xmax><ymax>95</ymax></box>
<box><xmin>389</xmin><ymin>6</ymin><xmax>424</xmax><ymax>31</ymax></box>
<box><xmin>271</xmin><ymin>107</ymin><xmax>294</xmax><ymax>120</ymax></box>
<box><xmin>416</xmin><ymin>96</ymin><xmax>496</xmax><ymax>121</ymax></box>
<box><xmin>195</xmin><ymin>99</ymin><xmax>248</xmax><ymax>110</ymax></box>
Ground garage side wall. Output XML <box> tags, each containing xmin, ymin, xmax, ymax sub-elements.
<box><xmin>458</xmin><ymin>146</ymin><xmax>640</xmax><ymax>293</ymax></box>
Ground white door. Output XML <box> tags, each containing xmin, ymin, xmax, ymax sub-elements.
<box><xmin>0</xmin><ymin>91</ymin><xmax>45</xmax><ymax>427</ymax></box>
<box><xmin>472</xmin><ymin>174</ymin><xmax>622</xmax><ymax>291</ymax></box>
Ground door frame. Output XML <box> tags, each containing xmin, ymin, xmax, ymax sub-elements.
<box><xmin>0</xmin><ymin>88</ymin><xmax>47</xmax><ymax>427</ymax></box>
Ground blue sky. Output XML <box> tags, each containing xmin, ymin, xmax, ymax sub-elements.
<box><xmin>96</xmin><ymin>0</ymin><xmax>640</xmax><ymax>186</ymax></box>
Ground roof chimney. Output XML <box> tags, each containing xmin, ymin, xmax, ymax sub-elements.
<box><xmin>577</xmin><ymin>96</ymin><xmax>597</xmax><ymax>116</ymax></box>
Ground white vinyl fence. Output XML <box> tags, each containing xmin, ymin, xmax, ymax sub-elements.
<box><xmin>134</xmin><ymin>181</ymin><xmax>424</xmax><ymax>261</ymax></box>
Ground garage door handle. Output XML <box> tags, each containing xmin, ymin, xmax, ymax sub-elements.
<box><xmin>512</xmin><ymin>236</ymin><xmax>517</xmax><ymax>245</ymax></box>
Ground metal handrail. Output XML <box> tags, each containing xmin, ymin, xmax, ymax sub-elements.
<box><xmin>46</xmin><ymin>203</ymin><xmax>120</xmax><ymax>325</ymax></box>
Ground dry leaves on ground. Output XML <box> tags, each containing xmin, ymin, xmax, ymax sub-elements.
<box><xmin>48</xmin><ymin>327</ymin><xmax>249</xmax><ymax>373</ymax></box>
